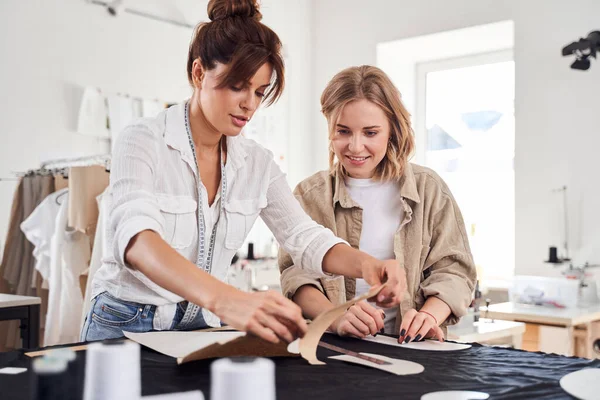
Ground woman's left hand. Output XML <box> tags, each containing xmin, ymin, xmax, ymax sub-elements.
<box><xmin>398</xmin><ymin>308</ymin><xmax>445</xmax><ymax>343</ymax></box>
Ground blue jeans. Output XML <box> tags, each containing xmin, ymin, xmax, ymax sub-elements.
<box><xmin>80</xmin><ymin>292</ymin><xmax>211</xmax><ymax>342</ymax></box>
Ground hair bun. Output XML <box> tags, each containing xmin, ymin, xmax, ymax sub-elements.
<box><xmin>208</xmin><ymin>0</ymin><xmax>262</xmax><ymax>22</ymax></box>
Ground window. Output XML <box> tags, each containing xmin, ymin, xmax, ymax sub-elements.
<box><xmin>416</xmin><ymin>51</ymin><xmax>515</xmax><ymax>285</ymax></box>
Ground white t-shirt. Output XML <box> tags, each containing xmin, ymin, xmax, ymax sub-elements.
<box><xmin>345</xmin><ymin>177</ymin><xmax>404</xmax><ymax>334</ymax></box>
<box><xmin>45</xmin><ymin>191</ymin><xmax>91</xmax><ymax>346</ymax></box>
<box><xmin>21</xmin><ymin>189</ymin><xmax>68</xmax><ymax>289</ymax></box>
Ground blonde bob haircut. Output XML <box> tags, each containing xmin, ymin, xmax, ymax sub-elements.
<box><xmin>321</xmin><ymin>65</ymin><xmax>415</xmax><ymax>181</ymax></box>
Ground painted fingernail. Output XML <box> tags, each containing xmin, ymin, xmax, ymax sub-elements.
<box><xmin>415</xmin><ymin>334</ymin><xmax>422</xmax><ymax>342</ymax></box>
<box><xmin>380</xmin><ymin>328</ymin><xmax>385</xmax><ymax>334</ymax></box>
<box><xmin>404</xmin><ymin>335</ymin><xmax>411</xmax><ymax>343</ymax></box>
<box><xmin>400</xmin><ymin>329</ymin><xmax>406</xmax><ymax>336</ymax></box>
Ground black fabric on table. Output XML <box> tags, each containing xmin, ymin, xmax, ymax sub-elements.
<box><xmin>1</xmin><ymin>333</ymin><xmax>598</xmax><ymax>399</ymax></box>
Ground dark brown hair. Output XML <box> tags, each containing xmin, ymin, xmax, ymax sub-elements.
<box><xmin>187</xmin><ymin>0</ymin><xmax>284</xmax><ymax>106</ymax></box>
<box><xmin>321</xmin><ymin>65</ymin><xmax>415</xmax><ymax>181</ymax></box>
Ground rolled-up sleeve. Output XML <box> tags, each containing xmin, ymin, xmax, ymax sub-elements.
<box><xmin>109</xmin><ymin>124</ymin><xmax>165</xmax><ymax>267</ymax></box>
<box><xmin>279</xmin><ymin>262</ymin><xmax>325</xmax><ymax>300</ymax></box>
<box><xmin>420</xmin><ymin>189</ymin><xmax>477</xmax><ymax>325</ymax></box>
<box><xmin>261</xmin><ymin>160</ymin><xmax>346</xmax><ymax>276</ymax></box>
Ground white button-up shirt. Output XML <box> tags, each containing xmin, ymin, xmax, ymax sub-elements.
<box><xmin>92</xmin><ymin>102</ymin><xmax>344</xmax><ymax>329</ymax></box>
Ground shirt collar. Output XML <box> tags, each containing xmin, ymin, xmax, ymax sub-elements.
<box><xmin>332</xmin><ymin>162</ymin><xmax>421</xmax><ymax>208</ymax></box>
<box><xmin>164</xmin><ymin>101</ymin><xmax>248</xmax><ymax>172</ymax></box>
<box><xmin>164</xmin><ymin>102</ymin><xmax>191</xmax><ymax>157</ymax></box>
<box><xmin>398</xmin><ymin>163</ymin><xmax>420</xmax><ymax>204</ymax></box>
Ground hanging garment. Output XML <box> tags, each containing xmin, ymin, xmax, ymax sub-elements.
<box><xmin>20</xmin><ymin>188</ymin><xmax>65</xmax><ymax>341</ymax></box>
<box><xmin>132</xmin><ymin>98</ymin><xmax>143</xmax><ymax>119</ymax></box>
<box><xmin>0</xmin><ymin>178</ymin><xmax>23</xmax><ymax>294</ymax></box>
<box><xmin>45</xmin><ymin>191</ymin><xmax>91</xmax><ymax>346</ymax></box>
<box><xmin>67</xmin><ymin>165</ymin><xmax>110</xmax><ymax>237</ymax></box>
<box><xmin>53</xmin><ymin>173</ymin><xmax>69</xmax><ymax>192</ymax></box>
<box><xmin>0</xmin><ymin>175</ymin><xmax>54</xmax><ymax>349</ymax></box>
<box><xmin>107</xmin><ymin>94</ymin><xmax>134</xmax><ymax>153</ymax></box>
<box><xmin>76</xmin><ymin>86</ymin><xmax>110</xmax><ymax>138</ymax></box>
<box><xmin>3</xmin><ymin>176</ymin><xmax>54</xmax><ymax>288</ymax></box>
<box><xmin>13</xmin><ymin>175</ymin><xmax>55</xmax><ymax>295</ymax></box>
<box><xmin>80</xmin><ymin>188</ymin><xmax>110</xmax><ymax>329</ymax></box>
<box><xmin>0</xmin><ymin>178</ymin><xmax>23</xmax><ymax>351</ymax></box>
<box><xmin>21</xmin><ymin>189</ymin><xmax>67</xmax><ymax>289</ymax></box>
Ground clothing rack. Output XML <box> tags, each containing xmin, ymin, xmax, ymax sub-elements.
<box><xmin>3</xmin><ymin>154</ymin><xmax>112</xmax><ymax>180</ymax></box>
<box><xmin>39</xmin><ymin>154</ymin><xmax>111</xmax><ymax>171</ymax></box>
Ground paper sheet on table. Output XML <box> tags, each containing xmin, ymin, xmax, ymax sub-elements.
<box><xmin>362</xmin><ymin>335</ymin><xmax>472</xmax><ymax>351</ymax></box>
<box><xmin>559</xmin><ymin>368</ymin><xmax>600</xmax><ymax>400</ymax></box>
<box><xmin>329</xmin><ymin>353</ymin><xmax>424</xmax><ymax>376</ymax></box>
<box><xmin>123</xmin><ymin>330</ymin><xmax>297</xmax><ymax>364</ymax></box>
<box><xmin>0</xmin><ymin>367</ymin><xmax>28</xmax><ymax>375</ymax></box>
<box><xmin>299</xmin><ymin>285</ymin><xmax>384</xmax><ymax>365</ymax></box>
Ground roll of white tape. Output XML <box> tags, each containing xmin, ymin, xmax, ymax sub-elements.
<box><xmin>32</xmin><ymin>356</ymin><xmax>69</xmax><ymax>399</ymax></box>
<box><xmin>211</xmin><ymin>357</ymin><xmax>275</xmax><ymax>400</ymax></box>
<box><xmin>83</xmin><ymin>341</ymin><xmax>141</xmax><ymax>400</ymax></box>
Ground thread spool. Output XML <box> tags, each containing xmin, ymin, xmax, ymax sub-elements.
<box><xmin>83</xmin><ymin>341</ymin><xmax>141</xmax><ymax>400</ymax></box>
<box><xmin>46</xmin><ymin>348</ymin><xmax>78</xmax><ymax>400</ymax></box>
<box><xmin>30</xmin><ymin>356</ymin><xmax>68</xmax><ymax>400</ymax></box>
<box><xmin>211</xmin><ymin>357</ymin><xmax>275</xmax><ymax>400</ymax></box>
<box><xmin>247</xmin><ymin>242</ymin><xmax>255</xmax><ymax>260</ymax></box>
<box><xmin>548</xmin><ymin>246</ymin><xmax>560</xmax><ymax>263</ymax></box>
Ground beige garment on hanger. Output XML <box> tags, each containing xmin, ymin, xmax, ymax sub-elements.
<box><xmin>54</xmin><ymin>174</ymin><xmax>69</xmax><ymax>192</ymax></box>
<box><xmin>67</xmin><ymin>166</ymin><xmax>109</xmax><ymax>238</ymax></box>
<box><xmin>0</xmin><ymin>175</ymin><xmax>54</xmax><ymax>350</ymax></box>
<box><xmin>0</xmin><ymin>178</ymin><xmax>23</xmax><ymax>352</ymax></box>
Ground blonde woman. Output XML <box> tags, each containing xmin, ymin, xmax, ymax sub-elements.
<box><xmin>279</xmin><ymin>66</ymin><xmax>476</xmax><ymax>343</ymax></box>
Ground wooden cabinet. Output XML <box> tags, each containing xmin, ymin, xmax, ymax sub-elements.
<box><xmin>521</xmin><ymin>323</ymin><xmax>540</xmax><ymax>352</ymax></box>
<box><xmin>519</xmin><ymin>322</ymin><xmax>600</xmax><ymax>358</ymax></box>
<box><xmin>486</xmin><ymin>302</ymin><xmax>600</xmax><ymax>358</ymax></box>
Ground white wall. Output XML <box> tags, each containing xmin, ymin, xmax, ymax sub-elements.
<box><xmin>311</xmin><ymin>0</ymin><xmax>600</xmax><ymax>277</ymax></box>
<box><xmin>0</xmin><ymin>0</ymin><xmax>313</xmax><ymax>249</ymax></box>
<box><xmin>260</xmin><ymin>0</ymin><xmax>314</xmax><ymax>187</ymax></box>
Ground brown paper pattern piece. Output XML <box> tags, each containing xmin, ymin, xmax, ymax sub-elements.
<box><xmin>123</xmin><ymin>330</ymin><xmax>298</xmax><ymax>364</ymax></box>
<box><xmin>299</xmin><ymin>285</ymin><xmax>384</xmax><ymax>365</ymax></box>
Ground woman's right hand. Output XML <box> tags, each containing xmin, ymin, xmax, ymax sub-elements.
<box><xmin>212</xmin><ymin>286</ymin><xmax>308</xmax><ymax>344</ymax></box>
<box><xmin>330</xmin><ymin>300</ymin><xmax>385</xmax><ymax>338</ymax></box>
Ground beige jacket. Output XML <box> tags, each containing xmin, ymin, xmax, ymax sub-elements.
<box><xmin>279</xmin><ymin>163</ymin><xmax>477</xmax><ymax>332</ymax></box>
